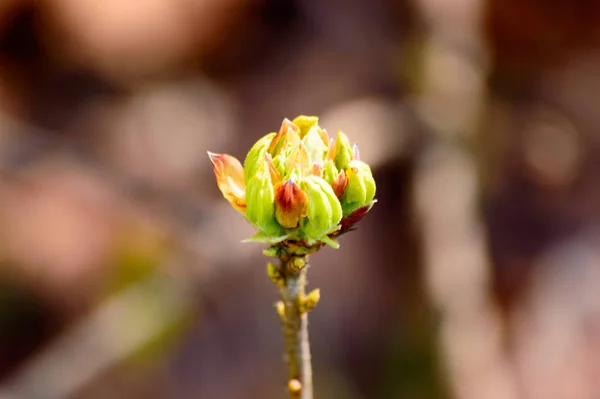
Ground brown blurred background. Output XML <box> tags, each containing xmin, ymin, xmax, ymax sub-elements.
<box><xmin>0</xmin><ymin>0</ymin><xmax>599</xmax><ymax>398</ymax></box>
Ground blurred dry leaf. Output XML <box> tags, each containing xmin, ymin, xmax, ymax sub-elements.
<box><xmin>0</xmin><ymin>160</ymin><xmax>120</xmax><ymax>307</ymax></box>
<box><xmin>38</xmin><ymin>0</ymin><xmax>249</xmax><ymax>80</ymax></box>
<box><xmin>0</xmin><ymin>0</ymin><xmax>21</xmax><ymax>32</ymax></box>
<box><xmin>522</xmin><ymin>107</ymin><xmax>581</xmax><ymax>189</ymax></box>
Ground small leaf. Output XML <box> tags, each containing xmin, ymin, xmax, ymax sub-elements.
<box><xmin>242</xmin><ymin>232</ymin><xmax>291</xmax><ymax>244</ymax></box>
<box><xmin>320</xmin><ymin>235</ymin><xmax>340</xmax><ymax>249</ymax></box>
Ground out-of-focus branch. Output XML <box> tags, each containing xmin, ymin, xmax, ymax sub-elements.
<box><xmin>408</xmin><ymin>0</ymin><xmax>519</xmax><ymax>397</ymax></box>
<box><xmin>0</xmin><ymin>274</ymin><xmax>196</xmax><ymax>399</ymax></box>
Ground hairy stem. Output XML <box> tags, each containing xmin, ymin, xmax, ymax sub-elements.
<box><xmin>279</xmin><ymin>255</ymin><xmax>313</xmax><ymax>399</ymax></box>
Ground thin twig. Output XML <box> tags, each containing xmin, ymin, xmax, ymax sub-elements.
<box><xmin>279</xmin><ymin>256</ymin><xmax>313</xmax><ymax>399</ymax></box>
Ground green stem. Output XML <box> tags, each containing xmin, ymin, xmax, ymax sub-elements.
<box><xmin>279</xmin><ymin>255</ymin><xmax>313</xmax><ymax>399</ymax></box>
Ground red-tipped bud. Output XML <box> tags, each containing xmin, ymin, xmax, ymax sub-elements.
<box><xmin>331</xmin><ymin>170</ymin><xmax>348</xmax><ymax>199</ymax></box>
<box><xmin>319</xmin><ymin>128</ymin><xmax>330</xmax><ymax>147</ymax></box>
<box><xmin>265</xmin><ymin>153</ymin><xmax>281</xmax><ymax>185</ymax></box>
<box><xmin>274</xmin><ymin>179</ymin><xmax>309</xmax><ymax>228</ymax></box>
<box><xmin>326</xmin><ymin>137</ymin><xmax>336</xmax><ymax>161</ymax></box>
<box><xmin>207</xmin><ymin>152</ymin><xmax>246</xmax><ymax>213</ymax></box>
<box><xmin>268</xmin><ymin>118</ymin><xmax>299</xmax><ymax>156</ymax></box>
<box><xmin>339</xmin><ymin>202</ymin><xmax>375</xmax><ymax>233</ymax></box>
<box><xmin>310</xmin><ymin>163</ymin><xmax>324</xmax><ymax>177</ymax></box>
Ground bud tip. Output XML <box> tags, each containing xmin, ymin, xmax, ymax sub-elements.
<box><xmin>207</xmin><ymin>151</ymin><xmax>218</xmax><ymax>163</ymax></box>
<box><xmin>352</xmin><ymin>143</ymin><xmax>360</xmax><ymax>160</ymax></box>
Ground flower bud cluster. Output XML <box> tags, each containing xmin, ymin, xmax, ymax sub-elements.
<box><xmin>208</xmin><ymin>116</ymin><xmax>376</xmax><ymax>248</ymax></box>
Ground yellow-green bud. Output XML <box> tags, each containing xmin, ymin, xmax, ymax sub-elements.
<box><xmin>292</xmin><ymin>115</ymin><xmax>319</xmax><ymax>138</ymax></box>
<box><xmin>334</xmin><ymin>131</ymin><xmax>353</xmax><ymax>171</ymax></box>
<box><xmin>285</xmin><ymin>141</ymin><xmax>311</xmax><ymax>177</ymax></box>
<box><xmin>341</xmin><ymin>160</ymin><xmax>376</xmax><ymax>216</ymax></box>
<box><xmin>288</xmin><ymin>379</ymin><xmax>302</xmax><ymax>395</ymax></box>
<box><xmin>244</xmin><ymin>132</ymin><xmax>276</xmax><ymax>185</ymax></box>
<box><xmin>301</xmin><ymin>175</ymin><xmax>342</xmax><ymax>240</ymax></box>
<box><xmin>267</xmin><ymin>262</ymin><xmax>284</xmax><ymax>286</ymax></box>
<box><xmin>275</xmin><ymin>301</ymin><xmax>286</xmax><ymax>321</ymax></box>
<box><xmin>301</xmin><ymin>288</ymin><xmax>321</xmax><ymax>312</ymax></box>
<box><xmin>287</xmin><ymin>256</ymin><xmax>306</xmax><ymax>272</ymax></box>
<box><xmin>246</xmin><ymin>157</ymin><xmax>281</xmax><ymax>236</ymax></box>
<box><xmin>302</xmin><ymin>126</ymin><xmax>328</xmax><ymax>164</ymax></box>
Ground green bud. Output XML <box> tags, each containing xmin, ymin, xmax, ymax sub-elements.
<box><xmin>301</xmin><ymin>175</ymin><xmax>342</xmax><ymax>240</ymax></box>
<box><xmin>292</xmin><ymin>115</ymin><xmax>319</xmax><ymax>138</ymax></box>
<box><xmin>244</xmin><ymin>132</ymin><xmax>276</xmax><ymax>185</ymax></box>
<box><xmin>320</xmin><ymin>177</ymin><xmax>343</xmax><ymax>229</ymax></box>
<box><xmin>322</xmin><ymin>160</ymin><xmax>338</xmax><ymax>185</ymax></box>
<box><xmin>334</xmin><ymin>131</ymin><xmax>353</xmax><ymax>171</ymax></box>
<box><xmin>246</xmin><ymin>157</ymin><xmax>281</xmax><ymax>237</ymax></box>
<box><xmin>272</xmin><ymin>149</ymin><xmax>287</xmax><ymax>178</ymax></box>
<box><xmin>341</xmin><ymin>160</ymin><xmax>376</xmax><ymax>216</ymax></box>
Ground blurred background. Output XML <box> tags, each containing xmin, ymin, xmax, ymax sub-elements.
<box><xmin>0</xmin><ymin>0</ymin><xmax>600</xmax><ymax>398</ymax></box>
